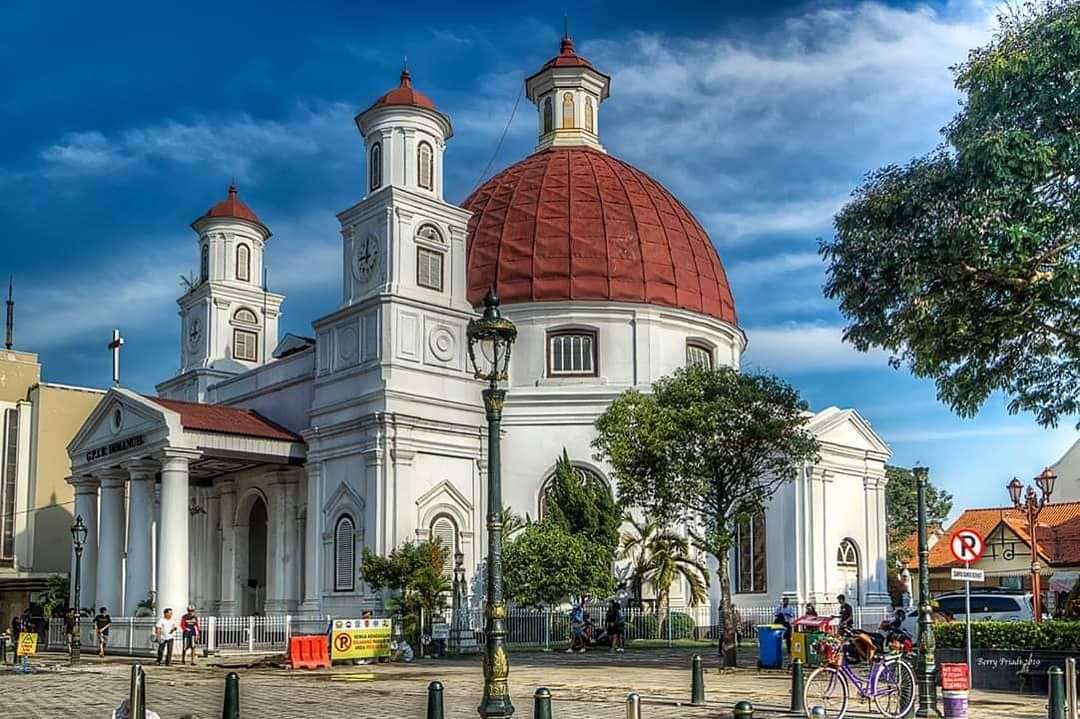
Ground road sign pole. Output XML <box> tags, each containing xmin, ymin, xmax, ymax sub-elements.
<box><xmin>965</xmin><ymin>560</ymin><xmax>972</xmax><ymax>681</ymax></box>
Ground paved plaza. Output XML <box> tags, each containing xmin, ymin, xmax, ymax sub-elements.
<box><xmin>1</xmin><ymin>648</ymin><xmax>1050</xmax><ymax>718</ymax></box>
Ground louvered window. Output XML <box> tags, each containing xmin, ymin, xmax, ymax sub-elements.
<box><xmin>334</xmin><ymin>515</ymin><xmax>356</xmax><ymax>592</ymax></box>
<box><xmin>418</xmin><ymin>142</ymin><xmax>433</xmax><ymax>190</ymax></box>
<box><xmin>430</xmin><ymin>516</ymin><xmax>457</xmax><ymax>579</ymax></box>
<box><xmin>236</xmin><ymin>243</ymin><xmax>251</xmax><ymax>282</ymax></box>
<box><xmin>417</xmin><ymin>247</ymin><xmax>444</xmax><ymax>291</ymax></box>
<box><xmin>233</xmin><ymin>329</ymin><xmax>258</xmax><ymax>362</ymax></box>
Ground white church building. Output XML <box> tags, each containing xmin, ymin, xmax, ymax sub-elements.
<box><xmin>66</xmin><ymin>37</ymin><xmax>892</xmax><ymax>620</ymax></box>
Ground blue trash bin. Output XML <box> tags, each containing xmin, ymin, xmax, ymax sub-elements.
<box><xmin>756</xmin><ymin>624</ymin><xmax>785</xmax><ymax>669</ymax></box>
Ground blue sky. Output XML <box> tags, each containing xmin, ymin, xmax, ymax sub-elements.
<box><xmin>1</xmin><ymin>0</ymin><xmax>1075</xmax><ymax>512</ymax></box>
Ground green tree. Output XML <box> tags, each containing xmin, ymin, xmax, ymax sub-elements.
<box><xmin>360</xmin><ymin>539</ymin><xmax>451</xmax><ymax>644</ymax></box>
<box><xmin>34</xmin><ymin>574</ymin><xmax>70</xmax><ymax>618</ymax></box>
<box><xmin>822</xmin><ymin>0</ymin><xmax>1080</xmax><ymax>428</ymax></box>
<box><xmin>543</xmin><ymin>449</ymin><xmax>621</xmax><ymax>559</ymax></box>
<box><xmin>593</xmin><ymin>365</ymin><xmax>819</xmax><ymax>666</ymax></box>
<box><xmin>503</xmin><ymin>522</ymin><xmax>615</xmax><ymax>606</ymax></box>
<box><xmin>619</xmin><ymin>514</ymin><xmax>659</xmax><ymax>606</ymax></box>
<box><xmin>884</xmin><ymin>465</ymin><xmax>953</xmax><ymax>569</ymax></box>
<box><xmin>619</xmin><ymin>515</ymin><xmax>709</xmax><ymax>620</ymax></box>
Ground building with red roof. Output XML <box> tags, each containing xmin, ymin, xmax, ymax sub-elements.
<box><xmin>66</xmin><ymin>36</ymin><xmax>892</xmax><ymax>620</ymax></box>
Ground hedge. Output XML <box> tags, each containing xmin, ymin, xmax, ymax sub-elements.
<box><xmin>936</xmin><ymin>620</ymin><xmax>1080</xmax><ymax>651</ymax></box>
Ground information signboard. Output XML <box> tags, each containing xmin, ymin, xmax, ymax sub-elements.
<box><xmin>330</xmin><ymin>618</ymin><xmax>392</xmax><ymax>661</ymax></box>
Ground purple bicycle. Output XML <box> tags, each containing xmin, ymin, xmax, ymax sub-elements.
<box><xmin>803</xmin><ymin>633</ymin><xmax>916</xmax><ymax>718</ymax></box>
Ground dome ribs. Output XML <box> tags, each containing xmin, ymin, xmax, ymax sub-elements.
<box><xmin>462</xmin><ymin>147</ymin><xmax>737</xmax><ymax>325</ymax></box>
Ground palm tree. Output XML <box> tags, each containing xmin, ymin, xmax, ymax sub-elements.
<box><xmin>619</xmin><ymin>515</ymin><xmax>658</xmax><ymax>607</ymax></box>
<box><xmin>620</xmin><ymin>515</ymin><xmax>709</xmax><ymax>632</ymax></box>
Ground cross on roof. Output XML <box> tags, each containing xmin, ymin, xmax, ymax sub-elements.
<box><xmin>108</xmin><ymin>328</ymin><xmax>124</xmax><ymax>386</ymax></box>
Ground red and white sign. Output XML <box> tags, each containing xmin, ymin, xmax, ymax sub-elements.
<box><xmin>941</xmin><ymin>662</ymin><xmax>970</xmax><ymax>691</ymax></box>
<box><xmin>950</xmin><ymin>528</ymin><xmax>986</xmax><ymax>564</ymax></box>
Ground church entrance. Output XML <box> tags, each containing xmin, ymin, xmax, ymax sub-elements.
<box><xmin>838</xmin><ymin>538</ymin><xmax>861</xmax><ymax>605</ymax></box>
<box><xmin>243</xmin><ymin>497</ymin><xmax>268</xmax><ymax>615</ymax></box>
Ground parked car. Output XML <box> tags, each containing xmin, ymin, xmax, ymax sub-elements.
<box><xmin>901</xmin><ymin>589</ymin><xmax>1036</xmax><ymax>635</ymax></box>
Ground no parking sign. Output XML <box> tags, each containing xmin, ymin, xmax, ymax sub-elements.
<box><xmin>950</xmin><ymin>528</ymin><xmax>985</xmax><ymax>564</ymax></box>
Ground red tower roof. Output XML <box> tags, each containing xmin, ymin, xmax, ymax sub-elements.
<box><xmin>369</xmin><ymin>68</ymin><xmax>437</xmax><ymax>112</ymax></box>
<box><xmin>199</xmin><ymin>184</ymin><xmax>264</xmax><ymax>228</ymax></box>
<box><xmin>463</xmin><ymin>147</ymin><xmax>737</xmax><ymax>324</ymax></box>
<box><xmin>540</xmin><ymin>36</ymin><xmax>595</xmax><ymax>71</ymax></box>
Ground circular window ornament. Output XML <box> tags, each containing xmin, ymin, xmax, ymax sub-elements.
<box><xmin>109</xmin><ymin>403</ymin><xmax>124</xmax><ymax>435</ymax></box>
<box><xmin>428</xmin><ymin>326</ymin><xmax>455</xmax><ymax>362</ymax></box>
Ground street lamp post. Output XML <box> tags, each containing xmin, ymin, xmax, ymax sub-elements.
<box><xmin>467</xmin><ymin>289</ymin><xmax>517</xmax><ymax>719</ymax></box>
<box><xmin>70</xmin><ymin>516</ymin><xmax>88</xmax><ymax>665</ymax></box>
<box><xmin>1007</xmin><ymin>468</ymin><xmax>1056</xmax><ymax>623</ymax></box>
<box><xmin>913</xmin><ymin>466</ymin><xmax>938</xmax><ymax>718</ymax></box>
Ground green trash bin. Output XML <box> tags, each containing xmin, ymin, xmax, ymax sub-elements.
<box><xmin>792</xmin><ymin>616</ymin><xmax>838</xmax><ymax>668</ymax></box>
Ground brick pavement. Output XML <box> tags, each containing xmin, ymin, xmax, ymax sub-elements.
<box><xmin>1</xmin><ymin>649</ymin><xmax>1049</xmax><ymax>718</ymax></box>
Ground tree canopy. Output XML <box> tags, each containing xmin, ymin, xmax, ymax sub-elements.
<box><xmin>593</xmin><ymin>364</ymin><xmax>819</xmax><ymax>664</ymax></box>
<box><xmin>884</xmin><ymin>465</ymin><xmax>954</xmax><ymax>568</ymax></box>
<box><xmin>503</xmin><ymin>522</ymin><xmax>615</xmax><ymax>606</ymax></box>
<box><xmin>360</xmin><ymin>539</ymin><xmax>450</xmax><ymax>641</ymax></box>
<box><xmin>822</xmin><ymin>0</ymin><xmax>1080</xmax><ymax>428</ymax></box>
<box><xmin>543</xmin><ymin>449</ymin><xmax>620</xmax><ymax>558</ymax></box>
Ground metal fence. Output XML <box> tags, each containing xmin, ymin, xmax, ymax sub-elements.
<box><xmin>45</xmin><ymin>603</ymin><xmax>894</xmax><ymax>656</ymax></box>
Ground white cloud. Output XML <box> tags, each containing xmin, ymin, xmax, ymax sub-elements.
<box><xmin>741</xmin><ymin>322</ymin><xmax>890</xmax><ymax>374</ymax></box>
<box><xmin>38</xmin><ymin>103</ymin><xmax>354</xmax><ymax>181</ymax></box>
<box><xmin>728</xmin><ymin>251</ymin><xmax>823</xmax><ymax>283</ymax></box>
<box><xmin>884</xmin><ymin>425</ymin><xmax>1045</xmax><ymax>443</ymax></box>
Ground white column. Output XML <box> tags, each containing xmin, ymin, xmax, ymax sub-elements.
<box><xmin>301</xmin><ymin>462</ymin><xmax>322</xmax><ymax>613</ymax></box>
<box><xmin>95</xmin><ymin>469</ymin><xmax>127</xmax><ymax>615</ymax></box>
<box><xmin>265</xmin><ymin>471</ymin><xmax>297</xmax><ymax>613</ymax></box>
<box><xmin>68</xmin><ymin>476</ymin><xmax>99</xmax><ymax>611</ymax></box>
<box><xmin>218</xmin><ymin>479</ymin><xmax>237</xmax><ymax>615</ymax></box>
<box><xmin>158</xmin><ymin>450</ymin><xmax>197</xmax><ymax>614</ymax></box>
<box><xmin>124</xmin><ymin>460</ymin><xmax>157</xmax><ymax>616</ymax></box>
<box><xmin>205</xmin><ymin>485</ymin><xmax>221</xmax><ymax>614</ymax></box>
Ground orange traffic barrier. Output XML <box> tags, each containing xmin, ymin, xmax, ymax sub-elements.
<box><xmin>289</xmin><ymin>635</ymin><xmax>331</xmax><ymax>670</ymax></box>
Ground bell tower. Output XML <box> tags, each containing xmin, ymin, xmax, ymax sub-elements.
<box><xmin>525</xmin><ymin>35</ymin><xmax>611</xmax><ymax>152</ymax></box>
<box><xmin>157</xmin><ymin>184</ymin><xmax>285</xmax><ymax>402</ymax></box>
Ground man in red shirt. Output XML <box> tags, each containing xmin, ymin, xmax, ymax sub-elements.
<box><xmin>179</xmin><ymin>605</ymin><xmax>201</xmax><ymax>665</ymax></box>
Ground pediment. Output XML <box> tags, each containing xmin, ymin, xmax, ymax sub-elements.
<box><xmin>68</xmin><ymin>388</ymin><xmax>179</xmax><ymax>463</ymax></box>
<box><xmin>807</xmin><ymin>406</ymin><xmax>890</xmax><ymax>456</ymax></box>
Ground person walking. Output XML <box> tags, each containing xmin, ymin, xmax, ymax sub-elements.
<box><xmin>606</xmin><ymin>600</ymin><xmax>625</xmax><ymax>653</ymax></box>
<box><xmin>93</xmin><ymin>607</ymin><xmax>112</xmax><ymax>658</ymax></box>
<box><xmin>180</xmin><ymin>605</ymin><xmax>200</xmax><ymax>665</ymax></box>
<box><xmin>837</xmin><ymin>594</ymin><xmax>854</xmax><ymax>631</ymax></box>
<box><xmin>566</xmin><ymin>600</ymin><xmax>586</xmax><ymax>654</ymax></box>
<box><xmin>10</xmin><ymin>612</ymin><xmax>22</xmax><ymax>662</ymax></box>
<box><xmin>155</xmin><ymin>608</ymin><xmax>178</xmax><ymax>666</ymax></box>
<box><xmin>774</xmin><ymin>597</ymin><xmax>795</xmax><ymax>653</ymax></box>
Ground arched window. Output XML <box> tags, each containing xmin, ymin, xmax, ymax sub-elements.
<box><xmin>543</xmin><ymin>96</ymin><xmax>554</xmax><ymax>134</ymax></box>
<box><xmin>430</xmin><ymin>515</ymin><xmax>458</xmax><ymax>580</ymax></box>
<box><xmin>562</xmin><ymin>92</ymin><xmax>575</xmax><ymax>129</ymax></box>
<box><xmin>334</xmin><ymin>515</ymin><xmax>356</xmax><ymax>592</ymax></box>
<box><xmin>837</xmin><ymin>538</ymin><xmax>861</xmax><ymax>603</ymax></box>
<box><xmin>686</xmin><ymin>342</ymin><xmax>713</xmax><ymax>368</ymax></box>
<box><xmin>539</xmin><ymin>465</ymin><xmax>608</xmax><ymax>519</ymax></box>
<box><xmin>735</xmin><ymin>513</ymin><xmax>767</xmax><ymax>594</ymax></box>
<box><xmin>585</xmin><ymin>96</ymin><xmax>594</xmax><ymax>133</ymax></box>
<box><xmin>370</xmin><ymin>143</ymin><xmax>382</xmax><ymax>191</ymax></box>
<box><xmin>234</xmin><ymin>308</ymin><xmax>258</xmax><ymax>325</ymax></box>
<box><xmin>200</xmin><ymin>244</ymin><xmax>209</xmax><ymax>282</ymax></box>
<box><xmin>236</xmin><ymin>243</ymin><xmax>250</xmax><ymax>282</ymax></box>
<box><xmin>417</xmin><ymin>141</ymin><xmax>433</xmax><ymax>190</ymax></box>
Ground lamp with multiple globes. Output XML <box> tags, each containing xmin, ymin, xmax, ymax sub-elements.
<box><xmin>1006</xmin><ymin>468</ymin><xmax>1056</xmax><ymax>624</ymax></box>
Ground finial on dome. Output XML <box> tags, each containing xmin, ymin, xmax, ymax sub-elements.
<box><xmin>400</xmin><ymin>60</ymin><xmax>412</xmax><ymax>89</ymax></box>
<box><xmin>228</xmin><ymin>181</ymin><xmax>237</xmax><ymax>198</ymax></box>
<box><xmin>563</xmin><ymin>13</ymin><xmax>569</xmax><ymax>40</ymax></box>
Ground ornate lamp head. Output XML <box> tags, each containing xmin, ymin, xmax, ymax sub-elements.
<box><xmin>1007</xmin><ymin>477</ymin><xmax>1024</xmax><ymax>506</ymax></box>
<box><xmin>1036</xmin><ymin>467</ymin><xmax>1057</xmax><ymax>500</ymax></box>
<box><xmin>466</xmin><ymin>289</ymin><xmax>517</xmax><ymax>384</ymax></box>
<box><xmin>71</xmin><ymin>515</ymin><xmax>88</xmax><ymax>551</ymax></box>
<box><xmin>454</xmin><ymin>548</ymin><xmax>465</xmax><ymax>568</ymax></box>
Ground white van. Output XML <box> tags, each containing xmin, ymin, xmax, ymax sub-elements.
<box><xmin>901</xmin><ymin>590</ymin><xmax>1036</xmax><ymax>635</ymax></box>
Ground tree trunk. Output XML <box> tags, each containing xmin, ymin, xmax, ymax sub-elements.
<box><xmin>717</xmin><ymin>551</ymin><xmax>737</xmax><ymax>667</ymax></box>
<box><xmin>657</xmin><ymin>589</ymin><xmax>670</xmax><ymax>640</ymax></box>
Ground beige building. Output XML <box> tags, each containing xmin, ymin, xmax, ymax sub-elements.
<box><xmin>0</xmin><ymin>347</ymin><xmax>103</xmax><ymax>628</ymax></box>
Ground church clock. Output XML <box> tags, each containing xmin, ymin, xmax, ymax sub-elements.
<box><xmin>353</xmin><ymin>234</ymin><xmax>381</xmax><ymax>283</ymax></box>
<box><xmin>187</xmin><ymin>317</ymin><xmax>202</xmax><ymax>348</ymax></box>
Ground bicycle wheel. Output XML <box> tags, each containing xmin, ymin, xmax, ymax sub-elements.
<box><xmin>804</xmin><ymin>665</ymin><xmax>849</xmax><ymax>718</ymax></box>
<box><xmin>873</xmin><ymin>657</ymin><xmax>916</xmax><ymax>718</ymax></box>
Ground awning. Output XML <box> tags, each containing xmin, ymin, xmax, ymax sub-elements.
<box><xmin>1050</xmin><ymin>571</ymin><xmax>1080</xmax><ymax>593</ymax></box>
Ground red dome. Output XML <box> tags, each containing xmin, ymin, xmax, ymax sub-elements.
<box><xmin>463</xmin><ymin>147</ymin><xmax>737</xmax><ymax>324</ymax></box>
<box><xmin>369</xmin><ymin>69</ymin><xmax>437</xmax><ymax>112</ymax></box>
<box><xmin>201</xmin><ymin>184</ymin><xmax>263</xmax><ymax>226</ymax></box>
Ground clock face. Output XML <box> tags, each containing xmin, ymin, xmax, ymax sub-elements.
<box><xmin>187</xmin><ymin>317</ymin><xmax>202</xmax><ymax>348</ymax></box>
<box><xmin>353</xmin><ymin>234</ymin><xmax>380</xmax><ymax>283</ymax></box>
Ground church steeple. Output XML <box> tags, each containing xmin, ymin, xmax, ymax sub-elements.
<box><xmin>525</xmin><ymin>34</ymin><xmax>611</xmax><ymax>152</ymax></box>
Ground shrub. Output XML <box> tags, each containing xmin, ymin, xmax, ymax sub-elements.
<box><xmin>936</xmin><ymin>620</ymin><xmax>1080</xmax><ymax>651</ymax></box>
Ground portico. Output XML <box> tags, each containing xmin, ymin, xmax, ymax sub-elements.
<box><xmin>67</xmin><ymin>388</ymin><xmax>305</xmax><ymax>616</ymax></box>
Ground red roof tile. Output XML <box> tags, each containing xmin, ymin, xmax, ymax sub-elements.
<box><xmin>928</xmin><ymin>502</ymin><xmax>1080</xmax><ymax>568</ymax></box>
<box><xmin>149</xmin><ymin>397</ymin><xmax>302</xmax><ymax>443</ymax></box>
<box><xmin>463</xmin><ymin>146</ymin><xmax>738</xmax><ymax>325</ymax></box>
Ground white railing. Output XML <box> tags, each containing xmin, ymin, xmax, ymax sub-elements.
<box><xmin>43</xmin><ymin>603</ymin><xmax>894</xmax><ymax>656</ymax></box>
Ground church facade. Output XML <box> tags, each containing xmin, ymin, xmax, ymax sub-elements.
<box><xmin>67</xmin><ymin>38</ymin><xmax>892</xmax><ymax>619</ymax></box>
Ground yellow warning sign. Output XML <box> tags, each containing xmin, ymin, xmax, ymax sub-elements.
<box><xmin>17</xmin><ymin>633</ymin><xmax>38</xmax><ymax>656</ymax></box>
<box><xmin>330</xmin><ymin>618</ymin><xmax>391</xmax><ymax>661</ymax></box>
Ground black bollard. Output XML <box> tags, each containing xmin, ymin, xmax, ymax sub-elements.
<box><xmin>427</xmin><ymin>680</ymin><xmax>444</xmax><ymax>719</ymax></box>
<box><xmin>1049</xmin><ymin>666</ymin><xmax>1065</xmax><ymax>719</ymax></box>
<box><xmin>533</xmin><ymin>687</ymin><xmax>552</xmax><ymax>719</ymax></box>
<box><xmin>130</xmin><ymin>664</ymin><xmax>146</xmax><ymax>719</ymax></box>
<box><xmin>790</xmin><ymin>659</ymin><xmax>805</xmax><ymax>713</ymax></box>
<box><xmin>222</xmin><ymin>672</ymin><xmax>240</xmax><ymax>719</ymax></box>
<box><xmin>732</xmin><ymin>699</ymin><xmax>754</xmax><ymax>718</ymax></box>
<box><xmin>691</xmin><ymin>654</ymin><xmax>705</xmax><ymax>705</ymax></box>
<box><xmin>0</xmin><ymin>636</ymin><xmax>6</xmax><ymax>665</ymax></box>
